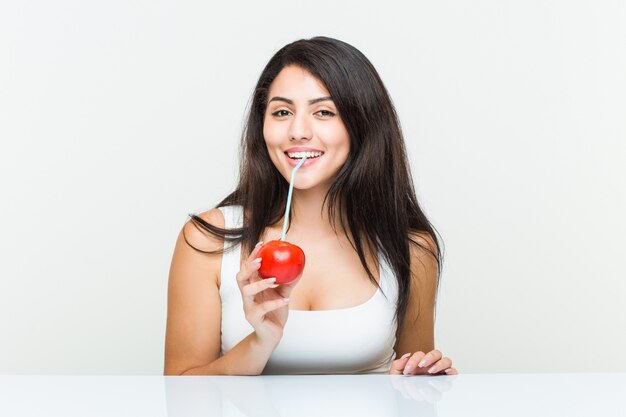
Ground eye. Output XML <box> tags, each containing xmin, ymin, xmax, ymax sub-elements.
<box><xmin>271</xmin><ymin>109</ymin><xmax>291</xmax><ymax>117</ymax></box>
<box><xmin>316</xmin><ymin>110</ymin><xmax>335</xmax><ymax>118</ymax></box>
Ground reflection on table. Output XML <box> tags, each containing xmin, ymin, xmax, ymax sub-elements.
<box><xmin>165</xmin><ymin>374</ymin><xmax>451</xmax><ymax>417</ymax></box>
<box><xmin>1</xmin><ymin>373</ymin><xmax>624</xmax><ymax>416</ymax></box>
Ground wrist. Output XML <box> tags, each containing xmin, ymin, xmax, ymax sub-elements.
<box><xmin>251</xmin><ymin>329</ymin><xmax>283</xmax><ymax>351</ymax></box>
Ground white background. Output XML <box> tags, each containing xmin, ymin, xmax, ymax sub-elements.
<box><xmin>1</xmin><ymin>0</ymin><xmax>624</xmax><ymax>374</ymax></box>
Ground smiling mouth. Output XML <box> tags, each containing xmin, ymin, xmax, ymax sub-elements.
<box><xmin>285</xmin><ymin>151</ymin><xmax>324</xmax><ymax>160</ymax></box>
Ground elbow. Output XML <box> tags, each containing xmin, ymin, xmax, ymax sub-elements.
<box><xmin>163</xmin><ymin>364</ymin><xmax>187</xmax><ymax>376</ymax></box>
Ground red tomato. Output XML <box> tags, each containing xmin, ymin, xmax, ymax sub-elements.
<box><xmin>257</xmin><ymin>240</ymin><xmax>305</xmax><ymax>285</ymax></box>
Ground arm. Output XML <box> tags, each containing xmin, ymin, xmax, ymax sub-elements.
<box><xmin>163</xmin><ymin>209</ymin><xmax>281</xmax><ymax>375</ymax></box>
<box><xmin>394</xmin><ymin>232</ymin><xmax>437</xmax><ymax>356</ymax></box>
<box><xmin>390</xmin><ymin>232</ymin><xmax>458</xmax><ymax>375</ymax></box>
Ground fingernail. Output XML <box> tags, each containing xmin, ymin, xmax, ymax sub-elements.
<box><xmin>418</xmin><ymin>359</ymin><xmax>427</xmax><ymax>368</ymax></box>
<box><xmin>252</xmin><ymin>257</ymin><xmax>262</xmax><ymax>264</ymax></box>
<box><xmin>255</xmin><ymin>241</ymin><xmax>264</xmax><ymax>247</ymax></box>
<box><xmin>283</xmin><ymin>298</ymin><xmax>290</xmax><ymax>303</ymax></box>
<box><xmin>400</xmin><ymin>353</ymin><xmax>411</xmax><ymax>360</ymax></box>
<box><xmin>403</xmin><ymin>365</ymin><xmax>412</xmax><ymax>375</ymax></box>
<box><xmin>445</xmin><ymin>368</ymin><xmax>454</xmax><ymax>374</ymax></box>
<box><xmin>428</xmin><ymin>366</ymin><xmax>437</xmax><ymax>374</ymax></box>
<box><xmin>265</xmin><ymin>278</ymin><xmax>276</xmax><ymax>284</ymax></box>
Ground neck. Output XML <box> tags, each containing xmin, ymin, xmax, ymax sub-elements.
<box><xmin>284</xmin><ymin>186</ymin><xmax>345</xmax><ymax>238</ymax></box>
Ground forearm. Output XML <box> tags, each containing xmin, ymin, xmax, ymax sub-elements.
<box><xmin>181</xmin><ymin>332</ymin><xmax>279</xmax><ymax>376</ymax></box>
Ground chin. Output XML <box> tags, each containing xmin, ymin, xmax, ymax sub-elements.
<box><xmin>293</xmin><ymin>178</ymin><xmax>332</xmax><ymax>192</ymax></box>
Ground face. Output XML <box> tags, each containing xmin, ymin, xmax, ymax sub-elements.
<box><xmin>263</xmin><ymin>65</ymin><xmax>350</xmax><ymax>192</ymax></box>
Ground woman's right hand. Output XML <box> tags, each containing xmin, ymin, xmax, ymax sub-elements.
<box><xmin>236</xmin><ymin>241</ymin><xmax>296</xmax><ymax>345</ymax></box>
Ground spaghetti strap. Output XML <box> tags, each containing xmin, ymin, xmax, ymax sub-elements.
<box><xmin>217</xmin><ymin>206</ymin><xmax>244</xmax><ymax>299</ymax></box>
<box><xmin>376</xmin><ymin>252</ymin><xmax>399</xmax><ymax>308</ymax></box>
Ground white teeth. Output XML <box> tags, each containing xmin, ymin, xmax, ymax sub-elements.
<box><xmin>287</xmin><ymin>151</ymin><xmax>323</xmax><ymax>159</ymax></box>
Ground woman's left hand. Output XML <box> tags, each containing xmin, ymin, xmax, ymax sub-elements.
<box><xmin>389</xmin><ymin>350</ymin><xmax>458</xmax><ymax>376</ymax></box>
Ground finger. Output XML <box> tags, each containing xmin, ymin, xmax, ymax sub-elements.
<box><xmin>427</xmin><ymin>357</ymin><xmax>452</xmax><ymax>375</ymax></box>
<box><xmin>415</xmin><ymin>349</ymin><xmax>442</xmax><ymax>371</ymax></box>
<box><xmin>238</xmin><ymin>241</ymin><xmax>264</xmax><ymax>284</ymax></box>
<box><xmin>403</xmin><ymin>351</ymin><xmax>426</xmax><ymax>375</ymax></box>
<box><xmin>246</xmin><ymin>242</ymin><xmax>266</xmax><ymax>285</ymax></box>
<box><xmin>389</xmin><ymin>352</ymin><xmax>412</xmax><ymax>375</ymax></box>
<box><xmin>236</xmin><ymin>256</ymin><xmax>262</xmax><ymax>287</ymax></box>
<box><xmin>242</xmin><ymin>278</ymin><xmax>278</xmax><ymax>299</ymax></box>
<box><xmin>247</xmin><ymin>241</ymin><xmax>264</xmax><ymax>262</ymax></box>
<box><xmin>248</xmin><ymin>297</ymin><xmax>290</xmax><ymax>322</ymax></box>
<box><xmin>444</xmin><ymin>367</ymin><xmax>458</xmax><ymax>375</ymax></box>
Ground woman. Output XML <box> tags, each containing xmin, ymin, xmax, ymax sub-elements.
<box><xmin>164</xmin><ymin>36</ymin><xmax>457</xmax><ymax>376</ymax></box>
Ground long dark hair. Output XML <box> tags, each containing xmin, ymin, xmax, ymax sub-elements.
<box><xmin>186</xmin><ymin>36</ymin><xmax>443</xmax><ymax>342</ymax></box>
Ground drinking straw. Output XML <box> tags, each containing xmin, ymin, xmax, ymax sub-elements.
<box><xmin>281</xmin><ymin>155</ymin><xmax>308</xmax><ymax>241</ymax></box>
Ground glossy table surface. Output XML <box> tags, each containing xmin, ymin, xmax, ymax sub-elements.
<box><xmin>1</xmin><ymin>373</ymin><xmax>625</xmax><ymax>416</ymax></box>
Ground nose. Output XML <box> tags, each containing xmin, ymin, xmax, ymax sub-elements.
<box><xmin>288</xmin><ymin>112</ymin><xmax>312</xmax><ymax>141</ymax></box>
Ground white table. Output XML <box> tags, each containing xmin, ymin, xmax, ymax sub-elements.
<box><xmin>1</xmin><ymin>373</ymin><xmax>624</xmax><ymax>416</ymax></box>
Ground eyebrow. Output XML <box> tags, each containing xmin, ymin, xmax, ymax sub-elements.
<box><xmin>268</xmin><ymin>96</ymin><xmax>333</xmax><ymax>105</ymax></box>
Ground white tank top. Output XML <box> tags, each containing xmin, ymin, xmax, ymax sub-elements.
<box><xmin>218</xmin><ymin>205</ymin><xmax>398</xmax><ymax>374</ymax></box>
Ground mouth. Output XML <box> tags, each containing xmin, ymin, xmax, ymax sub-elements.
<box><xmin>284</xmin><ymin>151</ymin><xmax>324</xmax><ymax>168</ymax></box>
<box><xmin>284</xmin><ymin>151</ymin><xmax>325</xmax><ymax>160</ymax></box>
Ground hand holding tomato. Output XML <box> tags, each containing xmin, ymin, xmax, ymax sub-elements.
<box><xmin>235</xmin><ymin>241</ymin><xmax>300</xmax><ymax>345</ymax></box>
<box><xmin>257</xmin><ymin>240</ymin><xmax>306</xmax><ymax>285</ymax></box>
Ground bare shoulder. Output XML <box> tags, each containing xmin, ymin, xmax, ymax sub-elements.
<box><xmin>408</xmin><ymin>231</ymin><xmax>439</xmax><ymax>281</ymax></box>
<box><xmin>407</xmin><ymin>230</ymin><xmax>439</xmax><ymax>313</ymax></box>
<box><xmin>409</xmin><ymin>230</ymin><xmax>438</xmax><ymax>256</ymax></box>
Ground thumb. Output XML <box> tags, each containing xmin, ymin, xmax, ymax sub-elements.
<box><xmin>389</xmin><ymin>352</ymin><xmax>412</xmax><ymax>375</ymax></box>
